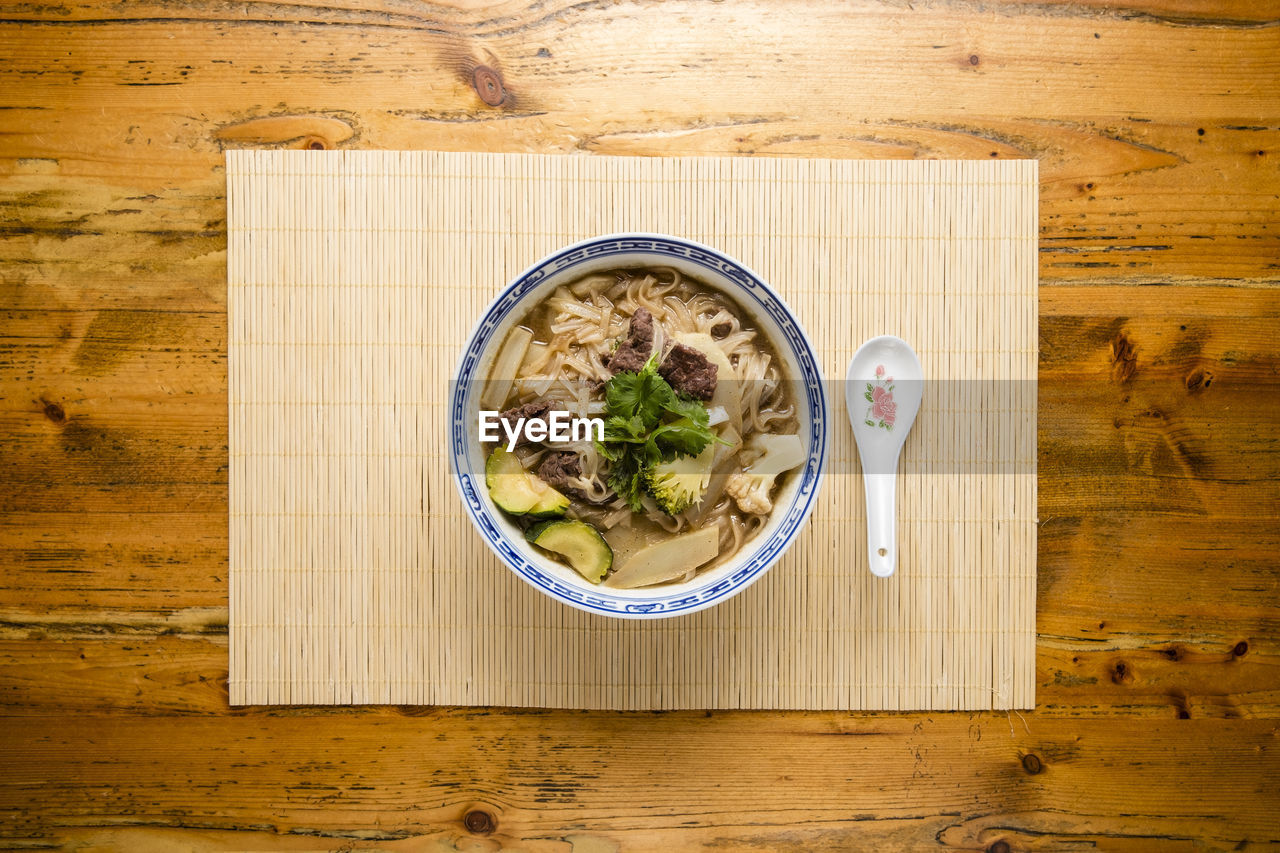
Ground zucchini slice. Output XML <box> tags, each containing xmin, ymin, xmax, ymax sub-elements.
<box><xmin>527</xmin><ymin>479</ymin><xmax>571</xmax><ymax>518</ymax></box>
<box><xmin>526</xmin><ymin>520</ymin><xmax>613</xmax><ymax>583</ymax></box>
<box><xmin>485</xmin><ymin>447</ymin><xmax>567</xmax><ymax>517</ymax></box>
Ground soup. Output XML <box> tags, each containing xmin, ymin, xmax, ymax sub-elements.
<box><xmin>482</xmin><ymin>267</ymin><xmax>803</xmax><ymax>588</ymax></box>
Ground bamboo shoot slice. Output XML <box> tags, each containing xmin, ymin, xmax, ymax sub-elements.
<box><xmin>483</xmin><ymin>326</ymin><xmax>534</xmax><ymax>410</ymax></box>
<box><xmin>605</xmin><ymin>523</ymin><xmax>721</xmax><ymax>589</ymax></box>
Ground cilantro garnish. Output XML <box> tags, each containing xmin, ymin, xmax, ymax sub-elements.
<box><xmin>596</xmin><ymin>353</ymin><xmax>722</xmax><ymax>512</ymax></box>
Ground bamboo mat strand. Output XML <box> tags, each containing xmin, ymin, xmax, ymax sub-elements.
<box><xmin>227</xmin><ymin>150</ymin><xmax>1037</xmax><ymax>710</ymax></box>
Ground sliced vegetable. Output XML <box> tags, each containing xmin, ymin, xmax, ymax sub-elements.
<box><xmin>482</xmin><ymin>326</ymin><xmax>533</xmax><ymax>410</ymax></box>
<box><xmin>645</xmin><ymin>441</ymin><xmax>715</xmax><ymax>515</ymax></box>
<box><xmin>486</xmin><ymin>446</ymin><xmax>541</xmax><ymax>513</ymax></box>
<box><xmin>486</xmin><ymin>447</ymin><xmax>568</xmax><ymax>517</ymax></box>
<box><xmin>526</xmin><ymin>519</ymin><xmax>613</xmax><ymax>583</ymax></box>
<box><xmin>691</xmin><ymin>425</ymin><xmax>742</xmax><ymax>526</ymax></box>
<box><xmin>601</xmin><ymin>523</ymin><xmax>653</xmax><ymax>569</ymax></box>
<box><xmin>605</xmin><ymin>523</ymin><xmax>721</xmax><ymax>589</ymax></box>
<box><xmin>527</xmin><ymin>481</ymin><xmax>571</xmax><ymax>518</ymax></box>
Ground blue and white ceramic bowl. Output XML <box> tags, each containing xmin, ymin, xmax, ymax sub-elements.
<box><xmin>450</xmin><ymin>234</ymin><xmax>828</xmax><ymax>619</ymax></box>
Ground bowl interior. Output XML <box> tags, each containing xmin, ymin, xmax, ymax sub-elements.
<box><xmin>452</xmin><ymin>236</ymin><xmax>827</xmax><ymax>617</ymax></box>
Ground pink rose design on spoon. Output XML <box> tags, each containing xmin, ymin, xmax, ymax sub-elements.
<box><xmin>863</xmin><ymin>364</ymin><xmax>897</xmax><ymax>430</ymax></box>
<box><xmin>872</xmin><ymin>386</ymin><xmax>897</xmax><ymax>427</ymax></box>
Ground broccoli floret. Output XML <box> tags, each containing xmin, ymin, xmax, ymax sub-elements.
<box><xmin>645</xmin><ymin>444</ymin><xmax>715</xmax><ymax>515</ymax></box>
<box><xmin>725</xmin><ymin>434</ymin><xmax>806</xmax><ymax>515</ymax></box>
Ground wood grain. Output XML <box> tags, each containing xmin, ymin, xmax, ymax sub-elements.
<box><xmin>2</xmin><ymin>713</ymin><xmax>1278</xmax><ymax>851</ymax></box>
<box><xmin>2</xmin><ymin>0</ymin><xmax>1278</xmax><ymax>846</ymax></box>
<box><xmin>2</xmin><ymin>1</ymin><xmax>1279</xmax><ymax>290</ymax></box>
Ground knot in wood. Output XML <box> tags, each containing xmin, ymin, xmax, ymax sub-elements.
<box><xmin>1185</xmin><ymin>368</ymin><xmax>1212</xmax><ymax>391</ymax></box>
<box><xmin>472</xmin><ymin>65</ymin><xmax>506</xmax><ymax>106</ymax></box>
<box><xmin>1110</xmin><ymin>332</ymin><xmax>1137</xmax><ymax>383</ymax></box>
<box><xmin>43</xmin><ymin>401</ymin><xmax>66</xmax><ymax>423</ymax></box>
<box><xmin>463</xmin><ymin>809</ymin><xmax>496</xmax><ymax>835</ymax></box>
<box><xmin>1021</xmin><ymin>753</ymin><xmax>1043</xmax><ymax>775</ymax></box>
<box><xmin>1111</xmin><ymin>659</ymin><xmax>1133</xmax><ymax>685</ymax></box>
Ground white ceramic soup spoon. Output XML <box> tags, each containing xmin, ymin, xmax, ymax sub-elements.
<box><xmin>845</xmin><ymin>336</ymin><xmax>924</xmax><ymax>578</ymax></box>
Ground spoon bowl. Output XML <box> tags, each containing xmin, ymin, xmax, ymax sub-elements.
<box><xmin>845</xmin><ymin>336</ymin><xmax>924</xmax><ymax>577</ymax></box>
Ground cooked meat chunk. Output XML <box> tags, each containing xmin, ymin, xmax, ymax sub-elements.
<box><xmin>486</xmin><ymin>399</ymin><xmax>553</xmax><ymax>447</ymax></box>
<box><xmin>607</xmin><ymin>344</ymin><xmax>649</xmax><ymax>375</ymax></box>
<box><xmin>659</xmin><ymin>343</ymin><xmax>718</xmax><ymax>400</ymax></box>
<box><xmin>501</xmin><ymin>399</ymin><xmax>552</xmax><ymax>421</ymax></box>
<box><xmin>628</xmin><ymin>306</ymin><xmax>654</xmax><ymax>343</ymax></box>
<box><xmin>537</xmin><ymin>451</ymin><xmax>581</xmax><ymax>490</ymax></box>
<box><xmin>500</xmin><ymin>399</ymin><xmax>552</xmax><ymax>425</ymax></box>
<box><xmin>606</xmin><ymin>307</ymin><xmax>655</xmax><ymax>374</ymax></box>
<box><xmin>710</xmin><ymin>321</ymin><xmax>732</xmax><ymax>339</ymax></box>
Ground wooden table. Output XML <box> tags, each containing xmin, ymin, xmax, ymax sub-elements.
<box><xmin>3</xmin><ymin>1</ymin><xmax>1278</xmax><ymax>849</ymax></box>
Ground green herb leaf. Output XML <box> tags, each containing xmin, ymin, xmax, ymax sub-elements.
<box><xmin>606</xmin><ymin>454</ymin><xmax>647</xmax><ymax>512</ymax></box>
<box><xmin>650</xmin><ymin>418</ymin><xmax>715</xmax><ymax>458</ymax></box>
<box><xmin>602</xmin><ymin>414</ymin><xmax>647</xmax><ymax>444</ymax></box>
<box><xmin>604</xmin><ymin>353</ymin><xmax>673</xmax><ymax>430</ymax></box>
<box><xmin>595</xmin><ymin>351</ymin><xmax>721</xmax><ymax>511</ymax></box>
<box><xmin>665</xmin><ymin>396</ymin><xmax>710</xmax><ymax>427</ymax></box>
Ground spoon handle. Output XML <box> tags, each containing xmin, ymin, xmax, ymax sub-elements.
<box><xmin>863</xmin><ymin>472</ymin><xmax>897</xmax><ymax>577</ymax></box>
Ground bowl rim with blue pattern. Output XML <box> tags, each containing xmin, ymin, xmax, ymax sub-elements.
<box><xmin>450</xmin><ymin>233</ymin><xmax>828</xmax><ymax>619</ymax></box>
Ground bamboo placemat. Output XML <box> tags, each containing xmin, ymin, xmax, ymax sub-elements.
<box><xmin>227</xmin><ymin>150</ymin><xmax>1037</xmax><ymax>709</ymax></box>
